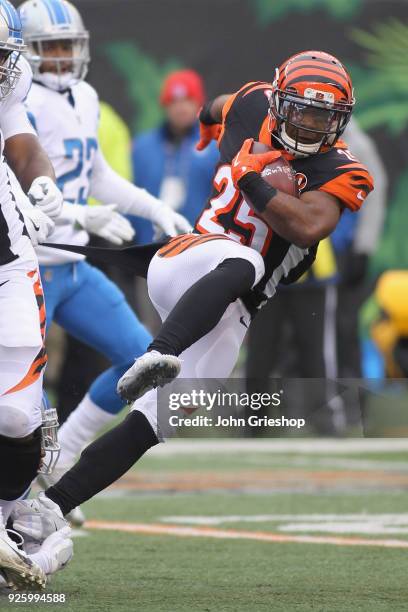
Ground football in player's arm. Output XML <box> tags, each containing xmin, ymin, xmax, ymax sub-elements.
<box><xmin>198</xmin><ymin>87</ymin><xmax>372</xmax><ymax>252</ymax></box>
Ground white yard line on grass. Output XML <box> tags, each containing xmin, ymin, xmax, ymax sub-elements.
<box><xmin>159</xmin><ymin>513</ymin><xmax>408</xmax><ymax>535</ymax></box>
<box><xmin>159</xmin><ymin>513</ymin><xmax>408</xmax><ymax>525</ymax></box>
<box><xmin>86</xmin><ymin>520</ymin><xmax>408</xmax><ymax>549</ymax></box>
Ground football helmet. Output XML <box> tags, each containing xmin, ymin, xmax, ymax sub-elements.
<box><xmin>18</xmin><ymin>0</ymin><xmax>89</xmax><ymax>91</ymax></box>
<box><xmin>270</xmin><ymin>50</ymin><xmax>355</xmax><ymax>158</ymax></box>
<box><xmin>0</xmin><ymin>0</ymin><xmax>25</xmax><ymax>100</ymax></box>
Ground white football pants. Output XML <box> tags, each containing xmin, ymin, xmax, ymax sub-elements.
<box><xmin>131</xmin><ymin>234</ymin><xmax>265</xmax><ymax>435</ymax></box>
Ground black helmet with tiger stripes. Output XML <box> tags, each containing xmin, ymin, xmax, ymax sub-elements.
<box><xmin>269</xmin><ymin>50</ymin><xmax>355</xmax><ymax>158</ymax></box>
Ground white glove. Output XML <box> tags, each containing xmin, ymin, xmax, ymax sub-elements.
<box><xmin>33</xmin><ymin>526</ymin><xmax>73</xmax><ymax>575</ymax></box>
<box><xmin>21</xmin><ymin>206</ymin><xmax>55</xmax><ymax>247</ymax></box>
<box><xmin>27</xmin><ymin>176</ymin><xmax>63</xmax><ymax>219</ymax></box>
<box><xmin>76</xmin><ymin>204</ymin><xmax>135</xmax><ymax>245</ymax></box>
<box><xmin>150</xmin><ymin>205</ymin><xmax>192</xmax><ymax>238</ymax></box>
<box><xmin>11</xmin><ymin>492</ymin><xmax>68</xmax><ymax>546</ymax></box>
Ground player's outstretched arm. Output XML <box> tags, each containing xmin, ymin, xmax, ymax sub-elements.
<box><xmin>89</xmin><ymin>148</ymin><xmax>192</xmax><ymax>237</ymax></box>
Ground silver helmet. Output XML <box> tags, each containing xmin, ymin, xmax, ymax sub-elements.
<box><xmin>18</xmin><ymin>0</ymin><xmax>89</xmax><ymax>91</ymax></box>
<box><xmin>0</xmin><ymin>0</ymin><xmax>25</xmax><ymax>99</ymax></box>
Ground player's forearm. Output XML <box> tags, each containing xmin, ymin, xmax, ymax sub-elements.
<box><xmin>260</xmin><ymin>192</ymin><xmax>323</xmax><ymax>248</ymax></box>
<box><xmin>90</xmin><ymin>151</ymin><xmax>161</xmax><ymax>220</ymax></box>
<box><xmin>240</xmin><ymin>174</ymin><xmax>339</xmax><ymax>248</ymax></box>
<box><xmin>4</xmin><ymin>134</ymin><xmax>56</xmax><ymax>192</ymax></box>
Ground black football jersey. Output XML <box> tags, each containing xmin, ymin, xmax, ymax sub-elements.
<box><xmin>194</xmin><ymin>81</ymin><xmax>374</xmax><ymax>309</ymax></box>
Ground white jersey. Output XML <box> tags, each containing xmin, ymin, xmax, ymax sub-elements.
<box><xmin>0</xmin><ymin>56</ymin><xmax>37</xmax><ymax>268</ymax></box>
<box><xmin>25</xmin><ymin>81</ymin><xmax>100</xmax><ymax>265</ymax></box>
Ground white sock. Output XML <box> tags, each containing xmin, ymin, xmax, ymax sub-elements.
<box><xmin>58</xmin><ymin>394</ymin><xmax>115</xmax><ymax>467</ymax></box>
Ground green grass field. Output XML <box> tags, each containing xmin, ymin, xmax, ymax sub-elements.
<box><xmin>2</xmin><ymin>440</ymin><xmax>408</xmax><ymax>612</ymax></box>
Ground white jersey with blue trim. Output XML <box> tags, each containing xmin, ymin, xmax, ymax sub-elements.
<box><xmin>0</xmin><ymin>55</ymin><xmax>37</xmax><ymax>268</ymax></box>
<box><xmin>25</xmin><ymin>80</ymin><xmax>100</xmax><ymax>265</ymax></box>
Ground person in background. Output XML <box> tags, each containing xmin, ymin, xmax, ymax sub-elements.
<box><xmin>131</xmin><ymin>69</ymin><xmax>219</xmax><ymax>328</ymax></box>
<box><xmin>362</xmin><ymin>271</ymin><xmax>408</xmax><ymax>378</ymax></box>
<box><xmin>131</xmin><ymin>69</ymin><xmax>219</xmax><ymax>244</ymax></box>
<box><xmin>245</xmin><ymin>237</ymin><xmax>345</xmax><ymax>436</ymax></box>
<box><xmin>334</xmin><ymin>117</ymin><xmax>387</xmax><ymax>379</ymax></box>
<box><xmin>53</xmin><ymin>102</ymin><xmax>136</xmax><ymax>423</ymax></box>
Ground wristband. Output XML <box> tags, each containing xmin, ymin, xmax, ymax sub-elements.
<box><xmin>238</xmin><ymin>172</ymin><xmax>277</xmax><ymax>213</ymax></box>
<box><xmin>199</xmin><ymin>101</ymin><xmax>218</xmax><ymax>126</ymax></box>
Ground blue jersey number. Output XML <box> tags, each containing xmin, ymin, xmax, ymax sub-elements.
<box><xmin>58</xmin><ymin>137</ymin><xmax>98</xmax><ymax>204</ymax></box>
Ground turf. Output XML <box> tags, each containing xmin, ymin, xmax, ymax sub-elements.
<box><xmin>2</xmin><ymin>444</ymin><xmax>408</xmax><ymax>612</ymax></box>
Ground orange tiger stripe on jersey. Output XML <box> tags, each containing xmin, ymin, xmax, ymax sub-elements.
<box><xmin>157</xmin><ymin>234</ymin><xmax>198</xmax><ymax>257</ymax></box>
<box><xmin>158</xmin><ymin>233</ymin><xmax>232</xmax><ymax>258</ymax></box>
<box><xmin>319</xmin><ymin>165</ymin><xmax>374</xmax><ymax>212</ymax></box>
<box><xmin>258</xmin><ymin>116</ymin><xmax>272</xmax><ymax>147</ymax></box>
<box><xmin>242</xmin><ymin>82</ymin><xmax>273</xmax><ymax>98</ymax></box>
<box><xmin>4</xmin><ymin>270</ymin><xmax>47</xmax><ymax>395</ymax></box>
<box><xmin>219</xmin><ymin>82</ymin><xmax>265</xmax><ymax>144</ymax></box>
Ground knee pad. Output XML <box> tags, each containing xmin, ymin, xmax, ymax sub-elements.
<box><xmin>0</xmin><ymin>403</ymin><xmax>37</xmax><ymax>439</ymax></box>
<box><xmin>0</xmin><ymin>427</ymin><xmax>42</xmax><ymax>500</ymax></box>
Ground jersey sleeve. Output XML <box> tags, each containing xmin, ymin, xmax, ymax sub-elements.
<box><xmin>318</xmin><ymin>150</ymin><xmax>374</xmax><ymax>212</ymax></box>
<box><xmin>0</xmin><ymin>57</ymin><xmax>36</xmax><ymax>140</ymax></box>
<box><xmin>219</xmin><ymin>82</ymin><xmax>272</xmax><ymax>162</ymax></box>
<box><xmin>0</xmin><ymin>57</ymin><xmax>35</xmax><ymax>140</ymax></box>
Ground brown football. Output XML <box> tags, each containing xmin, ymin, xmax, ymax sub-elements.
<box><xmin>251</xmin><ymin>141</ymin><xmax>299</xmax><ymax>197</ymax></box>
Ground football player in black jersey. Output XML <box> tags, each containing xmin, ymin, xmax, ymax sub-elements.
<box><xmin>12</xmin><ymin>51</ymin><xmax>374</xmax><ymax>529</ymax></box>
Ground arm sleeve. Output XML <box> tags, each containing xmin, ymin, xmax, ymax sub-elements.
<box><xmin>89</xmin><ymin>147</ymin><xmax>161</xmax><ymax>221</ymax></box>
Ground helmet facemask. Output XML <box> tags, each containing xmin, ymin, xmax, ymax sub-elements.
<box><xmin>270</xmin><ymin>67</ymin><xmax>355</xmax><ymax>158</ymax></box>
<box><xmin>39</xmin><ymin>401</ymin><xmax>60</xmax><ymax>475</ymax></box>
<box><xmin>27</xmin><ymin>33</ymin><xmax>89</xmax><ymax>91</ymax></box>
<box><xmin>0</xmin><ymin>47</ymin><xmax>22</xmax><ymax>98</ymax></box>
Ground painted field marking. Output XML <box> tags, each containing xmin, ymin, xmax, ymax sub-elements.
<box><xmin>160</xmin><ymin>513</ymin><xmax>408</xmax><ymax>526</ymax></box>
<box><xmin>160</xmin><ymin>513</ymin><xmax>408</xmax><ymax>535</ymax></box>
<box><xmin>85</xmin><ymin>520</ymin><xmax>408</xmax><ymax>549</ymax></box>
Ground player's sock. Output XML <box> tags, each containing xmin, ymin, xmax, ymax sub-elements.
<box><xmin>45</xmin><ymin>411</ymin><xmax>158</xmax><ymax>516</ymax></box>
<box><xmin>148</xmin><ymin>257</ymin><xmax>255</xmax><ymax>356</ymax></box>
<box><xmin>57</xmin><ymin>394</ymin><xmax>115</xmax><ymax>467</ymax></box>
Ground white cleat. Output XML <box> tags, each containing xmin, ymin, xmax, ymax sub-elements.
<box><xmin>117</xmin><ymin>350</ymin><xmax>181</xmax><ymax>402</ymax></box>
<box><xmin>37</xmin><ymin>469</ymin><xmax>85</xmax><ymax>528</ymax></box>
<box><xmin>0</xmin><ymin>525</ymin><xmax>46</xmax><ymax>590</ymax></box>
<box><xmin>37</xmin><ymin>527</ymin><xmax>73</xmax><ymax>575</ymax></box>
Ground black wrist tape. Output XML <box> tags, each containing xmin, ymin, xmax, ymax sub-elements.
<box><xmin>238</xmin><ymin>172</ymin><xmax>277</xmax><ymax>213</ymax></box>
<box><xmin>199</xmin><ymin>101</ymin><xmax>218</xmax><ymax>126</ymax></box>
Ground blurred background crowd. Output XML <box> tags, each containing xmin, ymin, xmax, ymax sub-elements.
<box><xmin>44</xmin><ymin>0</ymin><xmax>408</xmax><ymax>436</ymax></box>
